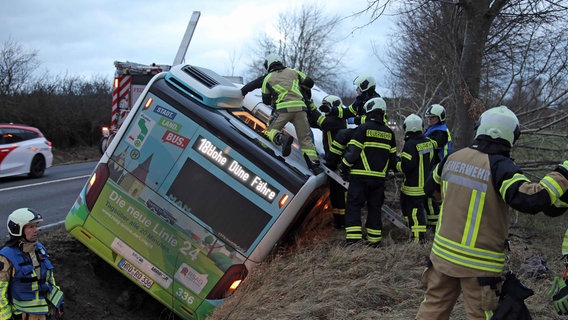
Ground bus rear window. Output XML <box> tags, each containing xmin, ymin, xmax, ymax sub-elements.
<box><xmin>167</xmin><ymin>158</ymin><xmax>271</xmax><ymax>252</ymax></box>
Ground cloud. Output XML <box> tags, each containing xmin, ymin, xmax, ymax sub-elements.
<box><xmin>1</xmin><ymin>0</ymin><xmax>395</xmax><ymax>88</ymax></box>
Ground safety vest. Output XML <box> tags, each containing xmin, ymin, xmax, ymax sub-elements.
<box><xmin>0</xmin><ymin>242</ymin><xmax>64</xmax><ymax>315</ymax></box>
<box><xmin>424</xmin><ymin>123</ymin><xmax>452</xmax><ymax>161</ymax></box>
<box><xmin>430</xmin><ymin>148</ymin><xmax>510</xmax><ymax>275</ymax></box>
<box><xmin>262</xmin><ymin>68</ymin><xmax>309</xmax><ymax>112</ymax></box>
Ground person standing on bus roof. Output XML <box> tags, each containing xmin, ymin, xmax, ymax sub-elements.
<box><xmin>339</xmin><ymin>97</ymin><xmax>397</xmax><ymax>246</ymax></box>
<box><xmin>0</xmin><ymin>208</ymin><xmax>64</xmax><ymax>320</ymax></box>
<box><xmin>423</xmin><ymin>103</ymin><xmax>452</xmax><ymax>229</ymax></box>
<box><xmin>259</xmin><ymin>54</ymin><xmax>320</xmax><ymax>169</ymax></box>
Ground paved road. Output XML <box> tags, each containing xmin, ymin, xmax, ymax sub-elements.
<box><xmin>0</xmin><ymin>161</ymin><xmax>97</xmax><ymax>239</ymax></box>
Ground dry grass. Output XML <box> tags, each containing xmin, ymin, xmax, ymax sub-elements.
<box><xmin>207</xmin><ymin>211</ymin><xmax>568</xmax><ymax>320</ymax></box>
<box><xmin>51</xmin><ymin>146</ymin><xmax>101</xmax><ymax>165</ymax></box>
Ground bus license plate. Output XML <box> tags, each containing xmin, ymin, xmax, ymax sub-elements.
<box><xmin>118</xmin><ymin>259</ymin><xmax>154</xmax><ymax>289</ymax></box>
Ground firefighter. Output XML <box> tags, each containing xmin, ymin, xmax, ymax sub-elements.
<box><xmin>0</xmin><ymin>208</ymin><xmax>64</xmax><ymax>320</ymax></box>
<box><xmin>416</xmin><ymin>106</ymin><xmax>568</xmax><ymax>319</ymax></box>
<box><xmin>326</xmin><ymin>75</ymin><xmax>381</xmax><ymax>125</ymax></box>
<box><xmin>423</xmin><ymin>103</ymin><xmax>453</xmax><ymax>229</ymax></box>
<box><xmin>322</xmin><ymin>75</ymin><xmax>382</xmax><ymax>176</ymax></box>
<box><xmin>395</xmin><ymin>114</ymin><xmax>434</xmax><ymax>243</ymax></box>
<box><xmin>339</xmin><ymin>97</ymin><xmax>397</xmax><ymax>246</ymax></box>
<box><xmin>308</xmin><ymin>95</ymin><xmax>348</xmax><ymax>229</ymax></box>
<box><xmin>260</xmin><ymin>54</ymin><xmax>320</xmax><ymax>169</ymax></box>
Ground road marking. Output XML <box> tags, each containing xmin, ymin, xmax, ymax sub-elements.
<box><xmin>0</xmin><ymin>175</ymin><xmax>90</xmax><ymax>192</ymax></box>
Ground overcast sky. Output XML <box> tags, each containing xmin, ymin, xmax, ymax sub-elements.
<box><xmin>1</xmin><ymin>0</ymin><xmax>396</xmax><ymax>94</ymax></box>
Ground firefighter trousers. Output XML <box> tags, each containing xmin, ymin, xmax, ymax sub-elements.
<box><xmin>344</xmin><ymin>176</ymin><xmax>385</xmax><ymax>241</ymax></box>
<box><xmin>416</xmin><ymin>264</ymin><xmax>500</xmax><ymax>320</ymax></box>
<box><xmin>400</xmin><ymin>193</ymin><xmax>426</xmax><ymax>242</ymax></box>
<box><xmin>265</xmin><ymin>110</ymin><xmax>318</xmax><ymax>162</ymax></box>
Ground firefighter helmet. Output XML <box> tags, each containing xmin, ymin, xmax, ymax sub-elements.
<box><xmin>353</xmin><ymin>75</ymin><xmax>376</xmax><ymax>92</ymax></box>
<box><xmin>7</xmin><ymin>208</ymin><xmax>43</xmax><ymax>237</ymax></box>
<box><xmin>403</xmin><ymin>114</ymin><xmax>423</xmax><ymax>133</ymax></box>
<box><xmin>425</xmin><ymin>104</ymin><xmax>446</xmax><ymax>122</ymax></box>
<box><xmin>322</xmin><ymin>95</ymin><xmax>343</xmax><ymax>108</ymax></box>
<box><xmin>474</xmin><ymin>106</ymin><xmax>521</xmax><ymax>147</ymax></box>
<box><xmin>264</xmin><ymin>54</ymin><xmax>282</xmax><ymax>70</ymax></box>
<box><xmin>364</xmin><ymin>97</ymin><xmax>387</xmax><ymax>114</ymax></box>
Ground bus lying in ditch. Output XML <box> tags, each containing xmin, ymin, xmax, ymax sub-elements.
<box><xmin>64</xmin><ymin>64</ymin><xmax>332</xmax><ymax>319</ymax></box>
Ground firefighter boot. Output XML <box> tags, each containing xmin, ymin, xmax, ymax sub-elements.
<box><xmin>276</xmin><ymin>133</ymin><xmax>294</xmax><ymax>157</ymax></box>
<box><xmin>333</xmin><ymin>214</ymin><xmax>345</xmax><ymax>230</ymax></box>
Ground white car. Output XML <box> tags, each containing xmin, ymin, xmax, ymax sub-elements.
<box><xmin>0</xmin><ymin>123</ymin><xmax>53</xmax><ymax>178</ymax></box>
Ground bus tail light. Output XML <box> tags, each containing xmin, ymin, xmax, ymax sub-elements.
<box><xmin>144</xmin><ymin>98</ymin><xmax>153</xmax><ymax>109</ymax></box>
<box><xmin>206</xmin><ymin>264</ymin><xmax>248</xmax><ymax>300</ymax></box>
<box><xmin>85</xmin><ymin>164</ymin><xmax>110</xmax><ymax>211</ymax></box>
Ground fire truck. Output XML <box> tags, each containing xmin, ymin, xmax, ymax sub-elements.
<box><xmin>99</xmin><ymin>11</ymin><xmax>201</xmax><ymax>154</ymax></box>
<box><xmin>99</xmin><ymin>61</ymin><xmax>169</xmax><ymax>153</ymax></box>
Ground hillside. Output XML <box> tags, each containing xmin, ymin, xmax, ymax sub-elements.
<box><xmin>39</xmin><ymin>147</ymin><xmax>568</xmax><ymax>319</ymax></box>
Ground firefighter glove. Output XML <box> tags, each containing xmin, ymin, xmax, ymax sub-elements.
<box><xmin>328</xmin><ymin>106</ymin><xmax>339</xmax><ymax>117</ymax></box>
<box><xmin>319</xmin><ymin>104</ymin><xmax>331</xmax><ymax>114</ymax></box>
<box><xmin>555</xmin><ymin>160</ymin><xmax>568</xmax><ymax>179</ymax></box>
<box><xmin>550</xmin><ymin>276</ymin><xmax>568</xmax><ymax>315</ymax></box>
<box><xmin>338</xmin><ymin>163</ymin><xmax>350</xmax><ymax>181</ymax></box>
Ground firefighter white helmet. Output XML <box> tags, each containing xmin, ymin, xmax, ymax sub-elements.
<box><xmin>7</xmin><ymin>208</ymin><xmax>43</xmax><ymax>237</ymax></box>
<box><xmin>474</xmin><ymin>106</ymin><xmax>521</xmax><ymax>147</ymax></box>
<box><xmin>425</xmin><ymin>104</ymin><xmax>446</xmax><ymax>122</ymax></box>
<box><xmin>264</xmin><ymin>54</ymin><xmax>282</xmax><ymax>70</ymax></box>
<box><xmin>403</xmin><ymin>114</ymin><xmax>423</xmax><ymax>133</ymax></box>
<box><xmin>364</xmin><ymin>97</ymin><xmax>387</xmax><ymax>114</ymax></box>
<box><xmin>322</xmin><ymin>95</ymin><xmax>343</xmax><ymax>108</ymax></box>
<box><xmin>353</xmin><ymin>75</ymin><xmax>376</xmax><ymax>92</ymax></box>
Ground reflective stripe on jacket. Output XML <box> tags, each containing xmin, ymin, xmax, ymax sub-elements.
<box><xmin>429</xmin><ymin>144</ymin><xmax>568</xmax><ymax>276</ymax></box>
<box><xmin>342</xmin><ymin>118</ymin><xmax>397</xmax><ymax>178</ymax></box>
<box><xmin>396</xmin><ymin>133</ymin><xmax>434</xmax><ymax>196</ymax></box>
<box><xmin>261</xmin><ymin>68</ymin><xmax>310</xmax><ymax>112</ymax></box>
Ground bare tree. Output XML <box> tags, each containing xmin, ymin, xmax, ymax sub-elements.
<box><xmin>0</xmin><ymin>39</ymin><xmax>39</xmax><ymax>121</ymax></box>
<box><xmin>367</xmin><ymin>0</ymin><xmax>568</xmax><ymax>150</ymax></box>
<box><xmin>0</xmin><ymin>39</ymin><xmax>39</xmax><ymax>96</ymax></box>
<box><xmin>245</xmin><ymin>3</ymin><xmax>347</xmax><ymax>93</ymax></box>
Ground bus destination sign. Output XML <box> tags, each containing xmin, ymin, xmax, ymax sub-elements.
<box><xmin>193</xmin><ymin>136</ymin><xmax>279</xmax><ymax>203</ymax></box>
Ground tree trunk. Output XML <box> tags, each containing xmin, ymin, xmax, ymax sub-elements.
<box><xmin>454</xmin><ymin>0</ymin><xmax>506</xmax><ymax>148</ymax></box>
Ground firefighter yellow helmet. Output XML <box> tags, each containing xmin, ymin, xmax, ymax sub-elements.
<box><xmin>403</xmin><ymin>114</ymin><xmax>423</xmax><ymax>133</ymax></box>
<box><xmin>425</xmin><ymin>104</ymin><xmax>446</xmax><ymax>122</ymax></box>
<box><xmin>7</xmin><ymin>208</ymin><xmax>43</xmax><ymax>237</ymax></box>
<box><xmin>353</xmin><ymin>75</ymin><xmax>376</xmax><ymax>92</ymax></box>
<box><xmin>364</xmin><ymin>97</ymin><xmax>387</xmax><ymax>114</ymax></box>
<box><xmin>322</xmin><ymin>95</ymin><xmax>343</xmax><ymax>108</ymax></box>
<box><xmin>474</xmin><ymin>106</ymin><xmax>521</xmax><ymax>147</ymax></box>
